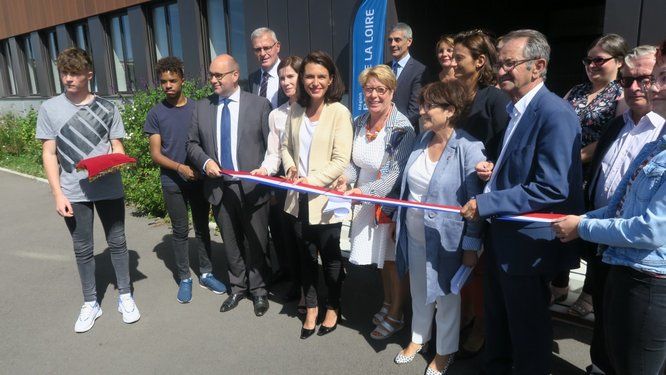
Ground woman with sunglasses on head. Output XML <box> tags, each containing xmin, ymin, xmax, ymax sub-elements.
<box><xmin>552</xmin><ymin>41</ymin><xmax>666</xmax><ymax>375</ymax></box>
<box><xmin>281</xmin><ymin>50</ymin><xmax>353</xmax><ymax>339</ymax></box>
<box><xmin>449</xmin><ymin>29</ymin><xmax>510</xmax><ymax>358</ymax></box>
<box><xmin>550</xmin><ymin>34</ymin><xmax>629</xmax><ymax>318</ymax></box>
<box><xmin>393</xmin><ymin>81</ymin><xmax>486</xmax><ymax>375</ymax></box>
<box><xmin>332</xmin><ymin>65</ymin><xmax>416</xmax><ymax>340</ymax></box>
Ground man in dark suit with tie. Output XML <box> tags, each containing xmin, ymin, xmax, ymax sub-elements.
<box><xmin>248</xmin><ymin>27</ymin><xmax>287</xmax><ymax>109</ymax></box>
<box><xmin>386</xmin><ymin>22</ymin><xmax>427</xmax><ymax>131</ymax></box>
<box><xmin>460</xmin><ymin>30</ymin><xmax>583</xmax><ymax>374</ymax></box>
<box><xmin>187</xmin><ymin>54</ymin><xmax>272</xmax><ymax>317</ymax></box>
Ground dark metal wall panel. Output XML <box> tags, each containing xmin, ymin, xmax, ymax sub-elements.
<box><xmin>640</xmin><ymin>0</ymin><xmax>666</xmax><ymax>45</ymax></box>
<box><xmin>87</xmin><ymin>16</ymin><xmax>113</xmax><ymax>95</ymax></box>
<box><xmin>243</xmin><ymin>0</ymin><xmax>269</xmax><ymax>76</ymax></box>
<box><xmin>0</xmin><ymin>0</ymin><xmax>152</xmax><ymax>40</ymax></box>
<box><xmin>30</xmin><ymin>32</ymin><xmax>52</xmax><ymax>97</ymax></box>
<box><xmin>267</xmin><ymin>0</ymin><xmax>290</xmax><ymax>55</ymax></box>
<box><xmin>0</xmin><ymin>42</ymin><xmax>9</xmax><ymax>96</ymax></box>
<box><xmin>286</xmin><ymin>0</ymin><xmax>311</xmax><ymax>59</ymax></box>
<box><xmin>308</xmin><ymin>1</ymin><xmax>333</xmax><ymax>55</ymax></box>
<box><xmin>56</xmin><ymin>25</ymin><xmax>74</xmax><ymax>51</ymax></box>
<box><xmin>177</xmin><ymin>0</ymin><xmax>206</xmax><ymax>82</ymax></box>
<box><xmin>8</xmin><ymin>38</ymin><xmax>28</xmax><ymax>97</ymax></box>
<box><xmin>127</xmin><ymin>5</ymin><xmax>153</xmax><ymax>90</ymax></box>
<box><xmin>603</xmin><ymin>0</ymin><xmax>641</xmax><ymax>47</ymax></box>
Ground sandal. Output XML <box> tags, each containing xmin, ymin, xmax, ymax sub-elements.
<box><xmin>370</xmin><ymin>315</ymin><xmax>404</xmax><ymax>340</ymax></box>
<box><xmin>550</xmin><ymin>286</ymin><xmax>569</xmax><ymax>305</ymax></box>
<box><xmin>568</xmin><ymin>292</ymin><xmax>593</xmax><ymax>317</ymax></box>
<box><xmin>372</xmin><ymin>302</ymin><xmax>390</xmax><ymax>325</ymax></box>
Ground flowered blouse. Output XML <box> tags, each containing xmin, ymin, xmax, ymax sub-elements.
<box><xmin>567</xmin><ymin>81</ymin><xmax>623</xmax><ymax>147</ymax></box>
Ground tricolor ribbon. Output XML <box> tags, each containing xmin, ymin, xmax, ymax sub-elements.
<box><xmin>220</xmin><ymin>169</ymin><xmax>566</xmax><ymax>223</ymax></box>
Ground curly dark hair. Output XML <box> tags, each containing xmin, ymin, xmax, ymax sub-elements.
<box><xmin>297</xmin><ymin>50</ymin><xmax>345</xmax><ymax>108</ymax></box>
<box><xmin>155</xmin><ymin>56</ymin><xmax>184</xmax><ymax>78</ymax></box>
<box><xmin>56</xmin><ymin>47</ymin><xmax>93</xmax><ymax>74</ymax></box>
<box><xmin>453</xmin><ymin>29</ymin><xmax>499</xmax><ymax>87</ymax></box>
<box><xmin>418</xmin><ymin>80</ymin><xmax>471</xmax><ymax>127</ymax></box>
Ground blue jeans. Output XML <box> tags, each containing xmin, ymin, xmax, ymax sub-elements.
<box><xmin>64</xmin><ymin>198</ymin><xmax>130</xmax><ymax>302</ymax></box>
<box><xmin>162</xmin><ymin>182</ymin><xmax>213</xmax><ymax>280</ymax></box>
<box><xmin>605</xmin><ymin>265</ymin><xmax>666</xmax><ymax>374</ymax></box>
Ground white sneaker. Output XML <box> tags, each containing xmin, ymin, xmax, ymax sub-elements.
<box><xmin>74</xmin><ymin>301</ymin><xmax>102</xmax><ymax>333</ymax></box>
<box><xmin>117</xmin><ymin>293</ymin><xmax>140</xmax><ymax>324</ymax></box>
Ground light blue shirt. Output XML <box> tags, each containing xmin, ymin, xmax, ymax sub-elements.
<box><xmin>392</xmin><ymin>53</ymin><xmax>411</xmax><ymax>79</ymax></box>
<box><xmin>579</xmin><ymin>128</ymin><xmax>666</xmax><ymax>275</ymax></box>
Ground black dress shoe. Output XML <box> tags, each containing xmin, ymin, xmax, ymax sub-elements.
<box><xmin>300</xmin><ymin>326</ymin><xmax>316</xmax><ymax>339</ymax></box>
<box><xmin>252</xmin><ymin>295</ymin><xmax>269</xmax><ymax>317</ymax></box>
<box><xmin>220</xmin><ymin>293</ymin><xmax>245</xmax><ymax>312</ymax></box>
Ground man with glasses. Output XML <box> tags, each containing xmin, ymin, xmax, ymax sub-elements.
<box><xmin>187</xmin><ymin>54</ymin><xmax>272</xmax><ymax>317</ymax></box>
<box><xmin>248</xmin><ymin>27</ymin><xmax>287</xmax><ymax>109</ymax></box>
<box><xmin>385</xmin><ymin>22</ymin><xmax>428</xmax><ymax>132</ymax></box>
<box><xmin>580</xmin><ymin>44</ymin><xmax>660</xmax><ymax>375</ymax></box>
<box><xmin>460</xmin><ymin>30</ymin><xmax>583</xmax><ymax>374</ymax></box>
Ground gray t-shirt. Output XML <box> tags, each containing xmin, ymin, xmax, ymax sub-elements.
<box><xmin>36</xmin><ymin>94</ymin><xmax>126</xmax><ymax>202</ymax></box>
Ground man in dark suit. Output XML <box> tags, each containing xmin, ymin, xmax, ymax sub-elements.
<box><xmin>248</xmin><ymin>27</ymin><xmax>287</xmax><ymax>109</ymax></box>
<box><xmin>461</xmin><ymin>30</ymin><xmax>583</xmax><ymax>374</ymax></box>
<box><xmin>187</xmin><ymin>54</ymin><xmax>272</xmax><ymax>317</ymax></box>
<box><xmin>582</xmin><ymin>45</ymin><xmax>660</xmax><ymax>375</ymax></box>
<box><xmin>385</xmin><ymin>22</ymin><xmax>427</xmax><ymax>131</ymax></box>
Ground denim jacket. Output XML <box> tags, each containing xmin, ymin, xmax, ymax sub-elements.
<box><xmin>578</xmin><ymin>131</ymin><xmax>666</xmax><ymax>274</ymax></box>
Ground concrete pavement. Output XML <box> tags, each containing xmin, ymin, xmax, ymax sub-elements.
<box><xmin>0</xmin><ymin>170</ymin><xmax>591</xmax><ymax>374</ymax></box>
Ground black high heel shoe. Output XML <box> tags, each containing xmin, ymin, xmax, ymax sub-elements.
<box><xmin>300</xmin><ymin>307</ymin><xmax>318</xmax><ymax>339</ymax></box>
<box><xmin>317</xmin><ymin>306</ymin><xmax>340</xmax><ymax>336</ymax></box>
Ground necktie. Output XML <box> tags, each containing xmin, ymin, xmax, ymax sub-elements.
<box><xmin>392</xmin><ymin>61</ymin><xmax>399</xmax><ymax>77</ymax></box>
<box><xmin>219</xmin><ymin>98</ymin><xmax>234</xmax><ymax>170</ymax></box>
<box><xmin>259</xmin><ymin>71</ymin><xmax>269</xmax><ymax>98</ymax></box>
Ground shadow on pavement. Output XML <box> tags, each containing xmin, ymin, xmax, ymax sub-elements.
<box><xmin>94</xmin><ymin>249</ymin><xmax>146</xmax><ymax>303</ymax></box>
<box><xmin>151</xmin><ymin>234</ymin><xmax>229</xmax><ymax>285</ymax></box>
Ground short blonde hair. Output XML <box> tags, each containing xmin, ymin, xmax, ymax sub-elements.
<box><xmin>358</xmin><ymin>65</ymin><xmax>397</xmax><ymax>91</ymax></box>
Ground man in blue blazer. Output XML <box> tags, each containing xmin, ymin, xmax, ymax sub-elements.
<box><xmin>461</xmin><ymin>30</ymin><xmax>583</xmax><ymax>375</ymax></box>
<box><xmin>385</xmin><ymin>23</ymin><xmax>428</xmax><ymax>132</ymax></box>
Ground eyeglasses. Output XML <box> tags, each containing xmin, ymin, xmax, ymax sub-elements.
<box><xmin>650</xmin><ymin>74</ymin><xmax>666</xmax><ymax>90</ymax></box>
<box><xmin>582</xmin><ymin>56</ymin><xmax>614</xmax><ymax>67</ymax></box>
<box><xmin>493</xmin><ymin>58</ymin><xmax>538</xmax><ymax>71</ymax></box>
<box><xmin>209</xmin><ymin>70</ymin><xmax>236</xmax><ymax>81</ymax></box>
<box><xmin>619</xmin><ymin>75</ymin><xmax>654</xmax><ymax>88</ymax></box>
<box><xmin>387</xmin><ymin>37</ymin><xmax>405</xmax><ymax>43</ymax></box>
<box><xmin>252</xmin><ymin>41</ymin><xmax>277</xmax><ymax>54</ymax></box>
<box><xmin>420</xmin><ymin>102</ymin><xmax>449</xmax><ymax>111</ymax></box>
<box><xmin>363</xmin><ymin>86</ymin><xmax>390</xmax><ymax>95</ymax></box>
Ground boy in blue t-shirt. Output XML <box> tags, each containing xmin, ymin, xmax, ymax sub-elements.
<box><xmin>144</xmin><ymin>57</ymin><xmax>227</xmax><ymax>303</ymax></box>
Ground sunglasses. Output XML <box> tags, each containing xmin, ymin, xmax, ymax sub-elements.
<box><xmin>619</xmin><ymin>75</ymin><xmax>654</xmax><ymax>88</ymax></box>
<box><xmin>582</xmin><ymin>56</ymin><xmax>614</xmax><ymax>66</ymax></box>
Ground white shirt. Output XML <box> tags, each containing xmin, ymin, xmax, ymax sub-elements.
<box><xmin>392</xmin><ymin>53</ymin><xmax>411</xmax><ymax>79</ymax></box>
<box><xmin>405</xmin><ymin>150</ymin><xmax>437</xmax><ymax>244</ymax></box>
<box><xmin>216</xmin><ymin>86</ymin><xmax>241</xmax><ymax>170</ymax></box>
<box><xmin>260</xmin><ymin>101</ymin><xmax>290</xmax><ymax>175</ymax></box>
<box><xmin>483</xmin><ymin>82</ymin><xmax>544</xmax><ymax>193</ymax></box>
<box><xmin>260</xmin><ymin>59</ymin><xmax>281</xmax><ymax>109</ymax></box>
<box><xmin>593</xmin><ymin>111</ymin><xmax>665</xmax><ymax>208</ymax></box>
<box><xmin>298</xmin><ymin>115</ymin><xmax>318</xmax><ymax>177</ymax></box>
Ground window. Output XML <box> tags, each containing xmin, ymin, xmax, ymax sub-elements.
<box><xmin>1</xmin><ymin>41</ymin><xmax>17</xmax><ymax>95</ymax></box>
<box><xmin>205</xmin><ymin>0</ymin><xmax>228</xmax><ymax>62</ymax></box>
<box><xmin>20</xmin><ymin>35</ymin><xmax>38</xmax><ymax>95</ymax></box>
<box><xmin>109</xmin><ymin>13</ymin><xmax>135</xmax><ymax>92</ymax></box>
<box><xmin>152</xmin><ymin>2</ymin><xmax>183</xmax><ymax>60</ymax></box>
<box><xmin>46</xmin><ymin>31</ymin><xmax>62</xmax><ymax>94</ymax></box>
<box><xmin>73</xmin><ymin>23</ymin><xmax>97</xmax><ymax>92</ymax></box>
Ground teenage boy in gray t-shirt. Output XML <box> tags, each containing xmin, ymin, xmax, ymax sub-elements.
<box><xmin>36</xmin><ymin>47</ymin><xmax>140</xmax><ymax>333</ymax></box>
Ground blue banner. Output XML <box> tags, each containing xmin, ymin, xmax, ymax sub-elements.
<box><xmin>350</xmin><ymin>0</ymin><xmax>387</xmax><ymax>118</ymax></box>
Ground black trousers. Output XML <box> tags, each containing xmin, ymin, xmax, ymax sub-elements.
<box><xmin>483</xmin><ymin>248</ymin><xmax>554</xmax><ymax>375</ymax></box>
<box><xmin>604</xmin><ymin>265</ymin><xmax>666</xmax><ymax>375</ymax></box>
<box><xmin>588</xmin><ymin>254</ymin><xmax>613</xmax><ymax>374</ymax></box>
<box><xmin>212</xmin><ymin>183</ymin><xmax>269</xmax><ymax>297</ymax></box>
<box><xmin>290</xmin><ymin>194</ymin><xmax>344</xmax><ymax>309</ymax></box>
<box><xmin>268</xmin><ymin>189</ymin><xmax>300</xmax><ymax>285</ymax></box>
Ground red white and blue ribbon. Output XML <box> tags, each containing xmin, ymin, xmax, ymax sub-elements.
<box><xmin>220</xmin><ymin>169</ymin><xmax>565</xmax><ymax>223</ymax></box>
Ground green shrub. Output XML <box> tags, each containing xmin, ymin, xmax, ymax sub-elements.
<box><xmin>0</xmin><ymin>109</ymin><xmax>40</xmax><ymax>163</ymax></box>
<box><xmin>119</xmin><ymin>80</ymin><xmax>212</xmax><ymax>217</ymax></box>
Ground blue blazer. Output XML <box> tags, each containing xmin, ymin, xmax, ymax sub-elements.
<box><xmin>386</xmin><ymin>56</ymin><xmax>428</xmax><ymax>129</ymax></box>
<box><xmin>476</xmin><ymin>85</ymin><xmax>584</xmax><ymax>275</ymax></box>
<box><xmin>395</xmin><ymin>129</ymin><xmax>486</xmax><ymax>302</ymax></box>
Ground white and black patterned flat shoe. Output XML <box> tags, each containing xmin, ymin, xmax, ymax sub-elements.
<box><xmin>394</xmin><ymin>343</ymin><xmax>427</xmax><ymax>364</ymax></box>
<box><xmin>424</xmin><ymin>353</ymin><xmax>455</xmax><ymax>375</ymax></box>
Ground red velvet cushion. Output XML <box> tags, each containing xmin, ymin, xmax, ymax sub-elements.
<box><xmin>75</xmin><ymin>154</ymin><xmax>136</xmax><ymax>181</ymax></box>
